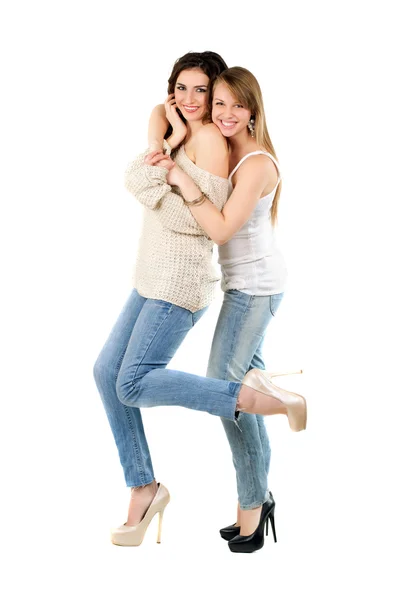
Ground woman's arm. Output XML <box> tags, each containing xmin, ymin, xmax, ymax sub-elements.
<box><xmin>125</xmin><ymin>148</ymin><xmax>208</xmax><ymax>235</ymax></box>
<box><xmin>147</xmin><ymin>104</ymin><xmax>169</xmax><ymax>152</ymax></box>
<box><xmin>167</xmin><ymin>155</ymin><xmax>276</xmax><ymax>245</ymax></box>
<box><xmin>147</xmin><ymin>96</ymin><xmax>187</xmax><ymax>152</ymax></box>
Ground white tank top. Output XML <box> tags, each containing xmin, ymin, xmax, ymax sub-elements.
<box><xmin>218</xmin><ymin>151</ymin><xmax>287</xmax><ymax>296</ymax></box>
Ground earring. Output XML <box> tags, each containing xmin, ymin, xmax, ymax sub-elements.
<box><xmin>248</xmin><ymin>117</ymin><xmax>255</xmax><ymax>137</ymax></box>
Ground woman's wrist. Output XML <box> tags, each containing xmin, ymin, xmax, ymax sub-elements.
<box><xmin>172</xmin><ymin>167</ymin><xmax>190</xmax><ymax>187</ymax></box>
<box><xmin>183</xmin><ymin>193</ymin><xmax>207</xmax><ymax>207</ymax></box>
<box><xmin>167</xmin><ymin>132</ymin><xmax>185</xmax><ymax>150</ymax></box>
<box><xmin>148</xmin><ymin>140</ymin><xmax>164</xmax><ymax>153</ymax></box>
<box><xmin>176</xmin><ymin>170</ymin><xmax>204</xmax><ymax>203</ymax></box>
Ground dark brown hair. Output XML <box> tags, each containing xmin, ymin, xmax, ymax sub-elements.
<box><xmin>165</xmin><ymin>51</ymin><xmax>228</xmax><ymax>134</ymax></box>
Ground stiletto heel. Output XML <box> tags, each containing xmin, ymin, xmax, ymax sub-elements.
<box><xmin>269</xmin><ymin>512</ymin><xmax>277</xmax><ymax>543</ymax></box>
<box><xmin>228</xmin><ymin>492</ymin><xmax>276</xmax><ymax>553</ymax></box>
<box><xmin>241</xmin><ymin>368</ymin><xmax>307</xmax><ymax>432</ymax></box>
<box><xmin>268</xmin><ymin>369</ymin><xmax>303</xmax><ymax>378</ymax></box>
<box><xmin>111</xmin><ymin>483</ymin><xmax>170</xmax><ymax>546</ymax></box>
<box><xmin>157</xmin><ymin>508</ymin><xmax>165</xmax><ymax>544</ymax></box>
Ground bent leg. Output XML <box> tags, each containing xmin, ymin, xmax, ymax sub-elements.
<box><xmin>93</xmin><ymin>289</ymin><xmax>155</xmax><ymax>487</ymax></box>
<box><xmin>115</xmin><ymin>299</ymin><xmax>239</xmax><ymax>420</ymax></box>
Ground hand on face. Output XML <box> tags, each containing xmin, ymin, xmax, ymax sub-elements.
<box><xmin>165</xmin><ymin>94</ymin><xmax>187</xmax><ymax>134</ymax></box>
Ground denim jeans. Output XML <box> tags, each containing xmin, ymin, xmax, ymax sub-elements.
<box><xmin>93</xmin><ymin>289</ymin><xmax>240</xmax><ymax>487</ymax></box>
<box><xmin>207</xmin><ymin>289</ymin><xmax>284</xmax><ymax>510</ymax></box>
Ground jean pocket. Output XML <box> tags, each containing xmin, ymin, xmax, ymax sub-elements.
<box><xmin>269</xmin><ymin>292</ymin><xmax>284</xmax><ymax>316</ymax></box>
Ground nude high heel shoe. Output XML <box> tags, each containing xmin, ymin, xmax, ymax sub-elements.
<box><xmin>111</xmin><ymin>483</ymin><xmax>170</xmax><ymax>546</ymax></box>
<box><xmin>241</xmin><ymin>369</ymin><xmax>307</xmax><ymax>432</ymax></box>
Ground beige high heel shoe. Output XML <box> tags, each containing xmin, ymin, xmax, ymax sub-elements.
<box><xmin>241</xmin><ymin>369</ymin><xmax>307</xmax><ymax>432</ymax></box>
<box><xmin>111</xmin><ymin>483</ymin><xmax>170</xmax><ymax>546</ymax></box>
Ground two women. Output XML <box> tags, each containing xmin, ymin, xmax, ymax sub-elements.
<box><xmin>94</xmin><ymin>52</ymin><xmax>306</xmax><ymax>553</ymax></box>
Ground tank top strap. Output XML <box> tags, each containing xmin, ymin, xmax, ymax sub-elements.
<box><xmin>229</xmin><ymin>151</ymin><xmax>281</xmax><ymax>182</ymax></box>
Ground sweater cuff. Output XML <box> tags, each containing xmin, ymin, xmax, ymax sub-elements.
<box><xmin>144</xmin><ymin>164</ymin><xmax>170</xmax><ymax>185</ymax></box>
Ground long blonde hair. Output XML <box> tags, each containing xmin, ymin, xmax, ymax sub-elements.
<box><xmin>213</xmin><ymin>67</ymin><xmax>281</xmax><ymax>225</ymax></box>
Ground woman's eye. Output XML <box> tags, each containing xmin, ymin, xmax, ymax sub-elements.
<box><xmin>176</xmin><ymin>86</ymin><xmax>185</xmax><ymax>91</ymax></box>
<box><xmin>196</xmin><ymin>88</ymin><xmax>207</xmax><ymax>93</ymax></box>
<box><xmin>215</xmin><ymin>102</ymin><xmax>223</xmax><ymax>105</ymax></box>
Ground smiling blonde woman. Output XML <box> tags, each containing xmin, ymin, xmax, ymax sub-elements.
<box><xmin>93</xmin><ymin>56</ymin><xmax>306</xmax><ymax>552</ymax></box>
<box><xmin>145</xmin><ymin>66</ymin><xmax>306</xmax><ymax>553</ymax></box>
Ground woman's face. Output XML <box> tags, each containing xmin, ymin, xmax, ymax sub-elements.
<box><xmin>212</xmin><ymin>83</ymin><xmax>251</xmax><ymax>138</ymax></box>
<box><xmin>174</xmin><ymin>68</ymin><xmax>210</xmax><ymax>122</ymax></box>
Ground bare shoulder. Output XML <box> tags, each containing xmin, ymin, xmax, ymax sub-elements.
<box><xmin>193</xmin><ymin>124</ymin><xmax>229</xmax><ymax>178</ymax></box>
<box><xmin>196</xmin><ymin>123</ymin><xmax>228</xmax><ymax>147</ymax></box>
<box><xmin>197</xmin><ymin>122</ymin><xmax>225</xmax><ymax>138</ymax></box>
<box><xmin>235</xmin><ymin>153</ymin><xmax>279</xmax><ymax>187</ymax></box>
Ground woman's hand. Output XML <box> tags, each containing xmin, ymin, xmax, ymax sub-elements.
<box><xmin>145</xmin><ymin>150</ymin><xmax>175</xmax><ymax>171</ymax></box>
<box><xmin>166</xmin><ymin>164</ymin><xmax>184</xmax><ymax>187</ymax></box>
<box><xmin>144</xmin><ymin>151</ymin><xmax>184</xmax><ymax>187</ymax></box>
<box><xmin>165</xmin><ymin>94</ymin><xmax>187</xmax><ymax>149</ymax></box>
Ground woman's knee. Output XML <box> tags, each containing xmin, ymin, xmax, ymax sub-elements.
<box><xmin>93</xmin><ymin>353</ymin><xmax>111</xmax><ymax>388</ymax></box>
<box><xmin>115</xmin><ymin>368</ymin><xmax>140</xmax><ymax>406</ymax></box>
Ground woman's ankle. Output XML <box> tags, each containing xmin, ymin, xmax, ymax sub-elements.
<box><xmin>131</xmin><ymin>480</ymin><xmax>157</xmax><ymax>496</ymax></box>
<box><xmin>126</xmin><ymin>480</ymin><xmax>158</xmax><ymax>526</ymax></box>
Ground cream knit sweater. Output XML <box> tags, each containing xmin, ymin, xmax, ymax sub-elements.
<box><xmin>124</xmin><ymin>143</ymin><xmax>229</xmax><ymax>312</ymax></box>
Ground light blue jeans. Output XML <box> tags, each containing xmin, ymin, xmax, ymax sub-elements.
<box><xmin>207</xmin><ymin>289</ymin><xmax>284</xmax><ymax>509</ymax></box>
<box><xmin>93</xmin><ymin>289</ymin><xmax>240</xmax><ymax>487</ymax></box>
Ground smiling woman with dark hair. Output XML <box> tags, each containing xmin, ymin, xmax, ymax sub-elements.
<box><xmin>145</xmin><ymin>65</ymin><xmax>307</xmax><ymax>553</ymax></box>
<box><xmin>93</xmin><ymin>54</ymin><xmax>306</xmax><ymax>552</ymax></box>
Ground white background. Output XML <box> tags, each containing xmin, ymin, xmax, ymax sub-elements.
<box><xmin>1</xmin><ymin>1</ymin><xmax>399</xmax><ymax>598</ymax></box>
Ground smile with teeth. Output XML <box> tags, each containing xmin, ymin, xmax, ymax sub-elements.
<box><xmin>183</xmin><ymin>105</ymin><xmax>200</xmax><ymax>112</ymax></box>
<box><xmin>220</xmin><ymin>120</ymin><xmax>237</xmax><ymax>128</ymax></box>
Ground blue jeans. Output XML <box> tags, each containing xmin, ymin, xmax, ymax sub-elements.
<box><xmin>207</xmin><ymin>289</ymin><xmax>284</xmax><ymax>510</ymax></box>
<box><xmin>93</xmin><ymin>289</ymin><xmax>240</xmax><ymax>487</ymax></box>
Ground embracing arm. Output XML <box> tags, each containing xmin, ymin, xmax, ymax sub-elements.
<box><xmin>124</xmin><ymin>146</ymin><xmax>207</xmax><ymax>235</ymax></box>
<box><xmin>171</xmin><ymin>155</ymin><xmax>276</xmax><ymax>245</ymax></box>
<box><xmin>125</xmin><ymin>124</ymin><xmax>229</xmax><ymax>235</ymax></box>
<box><xmin>180</xmin><ymin>124</ymin><xmax>229</xmax><ymax>211</ymax></box>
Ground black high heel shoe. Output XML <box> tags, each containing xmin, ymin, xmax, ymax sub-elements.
<box><xmin>219</xmin><ymin>523</ymin><xmax>240</xmax><ymax>541</ymax></box>
<box><xmin>220</xmin><ymin>491</ymin><xmax>276</xmax><ymax>542</ymax></box>
<box><xmin>228</xmin><ymin>492</ymin><xmax>277</xmax><ymax>553</ymax></box>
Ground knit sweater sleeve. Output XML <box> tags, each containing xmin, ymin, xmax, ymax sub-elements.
<box><xmin>124</xmin><ymin>149</ymin><xmax>206</xmax><ymax>236</ymax></box>
<box><xmin>192</xmin><ymin>169</ymin><xmax>230</xmax><ymax>213</ymax></box>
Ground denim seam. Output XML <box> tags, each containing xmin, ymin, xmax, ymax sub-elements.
<box><xmin>221</xmin><ymin>293</ymin><xmax>253</xmax><ymax>382</ymax></box>
<box><xmin>123</xmin><ymin>405</ymin><xmax>147</xmax><ymax>485</ymax></box>
<box><xmin>224</xmin><ymin>294</ymin><xmax>267</xmax><ymax>501</ymax></box>
<box><xmin>108</xmin><ymin>305</ymin><xmax>149</xmax><ymax>484</ymax></box>
<box><xmin>225</xmin><ymin>295</ymin><xmax>253</xmax><ymax>429</ymax></box>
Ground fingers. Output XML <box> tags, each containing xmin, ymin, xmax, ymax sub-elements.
<box><xmin>165</xmin><ymin>94</ymin><xmax>177</xmax><ymax>110</ymax></box>
<box><xmin>155</xmin><ymin>158</ymin><xmax>175</xmax><ymax>170</ymax></box>
<box><xmin>145</xmin><ymin>152</ymin><xmax>174</xmax><ymax>168</ymax></box>
<box><xmin>144</xmin><ymin>150</ymin><xmax>164</xmax><ymax>165</ymax></box>
<box><xmin>147</xmin><ymin>150</ymin><xmax>164</xmax><ymax>159</ymax></box>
